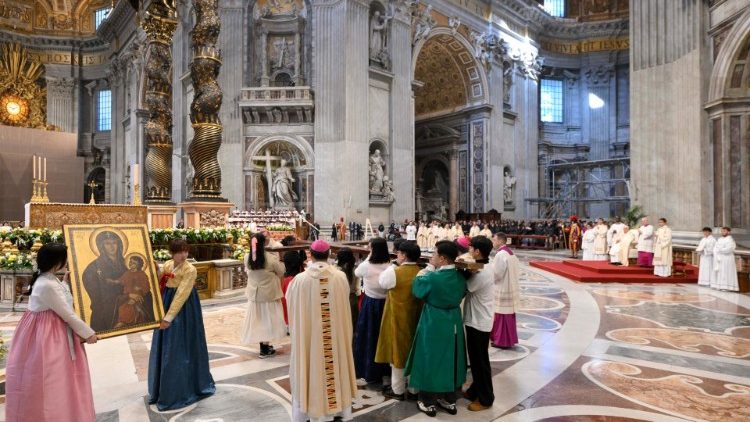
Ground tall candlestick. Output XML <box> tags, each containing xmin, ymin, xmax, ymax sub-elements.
<box><xmin>38</xmin><ymin>156</ymin><xmax>42</xmax><ymax>180</ymax></box>
<box><xmin>43</xmin><ymin>157</ymin><xmax>46</xmax><ymax>181</ymax></box>
<box><xmin>32</xmin><ymin>155</ymin><xmax>36</xmax><ymax>180</ymax></box>
<box><xmin>133</xmin><ymin>163</ymin><xmax>140</xmax><ymax>186</ymax></box>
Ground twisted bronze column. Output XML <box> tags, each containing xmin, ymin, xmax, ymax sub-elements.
<box><xmin>187</xmin><ymin>0</ymin><xmax>225</xmax><ymax>201</ymax></box>
<box><xmin>141</xmin><ymin>1</ymin><xmax>177</xmax><ymax>204</ymax></box>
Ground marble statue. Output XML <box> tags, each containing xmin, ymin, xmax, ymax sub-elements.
<box><xmin>430</xmin><ymin>170</ymin><xmax>448</xmax><ymax>196</ymax></box>
<box><xmin>412</xmin><ymin>4</ymin><xmax>435</xmax><ymax>45</ymax></box>
<box><xmin>370</xmin><ymin>11</ymin><xmax>387</xmax><ymax>58</ymax></box>
<box><xmin>381</xmin><ymin>176</ymin><xmax>395</xmax><ymax>202</ymax></box>
<box><xmin>448</xmin><ymin>17</ymin><xmax>460</xmax><ymax>35</ymax></box>
<box><xmin>504</xmin><ymin>170</ymin><xmax>516</xmax><ymax>203</ymax></box>
<box><xmin>369</xmin><ymin>149</ymin><xmax>386</xmax><ymax>194</ymax></box>
<box><xmin>272</xmin><ymin>159</ymin><xmax>298</xmax><ymax>208</ymax></box>
<box><xmin>273</xmin><ymin>38</ymin><xmax>291</xmax><ymax>69</ymax></box>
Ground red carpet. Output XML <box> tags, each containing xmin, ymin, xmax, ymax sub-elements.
<box><xmin>529</xmin><ymin>260</ymin><xmax>698</xmax><ymax>283</ymax></box>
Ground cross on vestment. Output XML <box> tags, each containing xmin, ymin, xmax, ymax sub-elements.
<box><xmin>251</xmin><ymin>149</ymin><xmax>282</xmax><ymax>208</ymax></box>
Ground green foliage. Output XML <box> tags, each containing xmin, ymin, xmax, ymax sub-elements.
<box><xmin>625</xmin><ymin>205</ymin><xmax>646</xmax><ymax>227</ymax></box>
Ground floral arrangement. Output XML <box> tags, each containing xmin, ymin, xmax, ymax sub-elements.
<box><xmin>232</xmin><ymin>246</ymin><xmax>250</xmax><ymax>261</ymax></box>
<box><xmin>153</xmin><ymin>249</ymin><xmax>172</xmax><ymax>262</ymax></box>
<box><xmin>0</xmin><ymin>228</ymin><xmax>63</xmax><ymax>251</ymax></box>
<box><xmin>0</xmin><ymin>337</ymin><xmax>7</xmax><ymax>361</ymax></box>
<box><xmin>266</xmin><ymin>224</ymin><xmax>294</xmax><ymax>232</ymax></box>
<box><xmin>149</xmin><ymin>227</ymin><xmax>230</xmax><ymax>246</ymax></box>
<box><xmin>0</xmin><ymin>252</ymin><xmax>35</xmax><ymax>271</ymax></box>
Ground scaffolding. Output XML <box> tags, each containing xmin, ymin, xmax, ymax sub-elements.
<box><xmin>527</xmin><ymin>157</ymin><xmax>631</xmax><ymax>219</ymax></box>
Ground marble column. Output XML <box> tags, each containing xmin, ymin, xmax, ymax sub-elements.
<box><xmin>389</xmin><ymin>10</ymin><xmax>414</xmax><ymax>222</ymax></box>
<box><xmin>487</xmin><ymin>56</ymin><xmax>505</xmax><ymax>213</ymax></box>
<box><xmin>46</xmin><ymin>77</ymin><xmax>76</xmax><ymax>133</ymax></box>
<box><xmin>312</xmin><ymin>0</ymin><xmax>369</xmax><ymax>225</ymax></box>
<box><xmin>449</xmin><ymin>149</ymin><xmax>458</xmax><ymax>219</ymax></box>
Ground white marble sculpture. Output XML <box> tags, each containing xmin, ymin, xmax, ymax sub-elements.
<box><xmin>504</xmin><ymin>170</ymin><xmax>516</xmax><ymax>203</ymax></box>
<box><xmin>272</xmin><ymin>159</ymin><xmax>298</xmax><ymax>208</ymax></box>
<box><xmin>369</xmin><ymin>149</ymin><xmax>386</xmax><ymax>194</ymax></box>
<box><xmin>412</xmin><ymin>4</ymin><xmax>435</xmax><ymax>45</ymax></box>
<box><xmin>381</xmin><ymin>176</ymin><xmax>395</xmax><ymax>202</ymax></box>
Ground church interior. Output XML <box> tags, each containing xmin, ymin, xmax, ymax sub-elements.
<box><xmin>0</xmin><ymin>0</ymin><xmax>749</xmax><ymax>421</ymax></box>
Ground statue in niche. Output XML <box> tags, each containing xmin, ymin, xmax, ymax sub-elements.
<box><xmin>272</xmin><ymin>159</ymin><xmax>298</xmax><ymax>208</ymax></box>
<box><xmin>504</xmin><ymin>169</ymin><xmax>516</xmax><ymax>203</ymax></box>
<box><xmin>503</xmin><ymin>60</ymin><xmax>514</xmax><ymax>104</ymax></box>
<box><xmin>369</xmin><ymin>8</ymin><xmax>393</xmax><ymax>69</ymax></box>
<box><xmin>429</xmin><ymin>170</ymin><xmax>448</xmax><ymax>196</ymax></box>
<box><xmin>381</xmin><ymin>176</ymin><xmax>395</xmax><ymax>202</ymax></box>
<box><xmin>273</xmin><ymin>38</ymin><xmax>292</xmax><ymax>70</ymax></box>
<box><xmin>369</xmin><ymin>149</ymin><xmax>386</xmax><ymax>194</ymax></box>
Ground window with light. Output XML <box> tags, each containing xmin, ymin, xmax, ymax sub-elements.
<box><xmin>97</xmin><ymin>90</ymin><xmax>111</xmax><ymax>131</ymax></box>
<box><xmin>544</xmin><ymin>0</ymin><xmax>565</xmax><ymax>17</ymax></box>
<box><xmin>95</xmin><ymin>7</ymin><xmax>111</xmax><ymax>29</ymax></box>
<box><xmin>540</xmin><ymin>79</ymin><xmax>563</xmax><ymax>123</ymax></box>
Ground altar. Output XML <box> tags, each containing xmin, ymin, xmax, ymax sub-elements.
<box><xmin>25</xmin><ymin>202</ymin><xmax>148</xmax><ymax>229</ymax></box>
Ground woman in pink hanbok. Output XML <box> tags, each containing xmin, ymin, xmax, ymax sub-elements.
<box><xmin>5</xmin><ymin>243</ymin><xmax>99</xmax><ymax>422</ymax></box>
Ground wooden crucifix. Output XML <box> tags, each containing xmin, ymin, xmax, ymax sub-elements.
<box><xmin>251</xmin><ymin>148</ymin><xmax>281</xmax><ymax>208</ymax></box>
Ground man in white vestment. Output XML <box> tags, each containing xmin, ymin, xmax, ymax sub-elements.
<box><xmin>696</xmin><ymin>227</ymin><xmax>716</xmax><ymax>287</ymax></box>
<box><xmin>417</xmin><ymin>223</ymin><xmax>428</xmax><ymax>249</ymax></box>
<box><xmin>581</xmin><ymin>222</ymin><xmax>596</xmax><ymax>260</ymax></box>
<box><xmin>636</xmin><ymin>217</ymin><xmax>655</xmax><ymax>267</ymax></box>
<box><xmin>653</xmin><ymin>218</ymin><xmax>673</xmax><ymax>277</ymax></box>
<box><xmin>469</xmin><ymin>222</ymin><xmax>481</xmax><ymax>238</ymax></box>
<box><xmin>490</xmin><ymin>232</ymin><xmax>521</xmax><ymax>348</ymax></box>
<box><xmin>615</xmin><ymin>225</ymin><xmax>638</xmax><ymax>266</ymax></box>
<box><xmin>406</xmin><ymin>222</ymin><xmax>417</xmax><ymax>241</ymax></box>
<box><xmin>286</xmin><ymin>240</ymin><xmax>357</xmax><ymax>422</ymax></box>
<box><xmin>592</xmin><ymin>219</ymin><xmax>609</xmax><ymax>260</ymax></box>
<box><xmin>712</xmin><ymin>227</ymin><xmax>738</xmax><ymax>291</ymax></box>
<box><xmin>607</xmin><ymin>217</ymin><xmax>627</xmax><ymax>262</ymax></box>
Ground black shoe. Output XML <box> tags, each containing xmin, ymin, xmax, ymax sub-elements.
<box><xmin>437</xmin><ymin>399</ymin><xmax>458</xmax><ymax>415</ymax></box>
<box><xmin>417</xmin><ymin>401</ymin><xmax>437</xmax><ymax>417</ymax></box>
<box><xmin>259</xmin><ymin>349</ymin><xmax>276</xmax><ymax>359</ymax></box>
<box><xmin>406</xmin><ymin>391</ymin><xmax>418</xmax><ymax>401</ymax></box>
<box><xmin>382</xmin><ymin>387</ymin><xmax>404</xmax><ymax>401</ymax></box>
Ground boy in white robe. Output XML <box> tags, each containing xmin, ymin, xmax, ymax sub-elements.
<box><xmin>712</xmin><ymin>227</ymin><xmax>738</xmax><ymax>291</ymax></box>
<box><xmin>581</xmin><ymin>222</ymin><xmax>596</xmax><ymax>260</ymax></box>
<box><xmin>696</xmin><ymin>227</ymin><xmax>716</xmax><ymax>287</ymax></box>
<box><xmin>653</xmin><ymin>218</ymin><xmax>673</xmax><ymax>277</ymax></box>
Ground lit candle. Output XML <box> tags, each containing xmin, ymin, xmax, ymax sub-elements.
<box><xmin>38</xmin><ymin>156</ymin><xmax>42</xmax><ymax>180</ymax></box>
<box><xmin>43</xmin><ymin>157</ymin><xmax>46</xmax><ymax>181</ymax></box>
<box><xmin>32</xmin><ymin>155</ymin><xmax>36</xmax><ymax>180</ymax></box>
<box><xmin>133</xmin><ymin>163</ymin><xmax>140</xmax><ymax>186</ymax></box>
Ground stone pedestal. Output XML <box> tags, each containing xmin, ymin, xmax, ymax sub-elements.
<box><xmin>179</xmin><ymin>202</ymin><xmax>235</xmax><ymax>228</ymax></box>
<box><xmin>212</xmin><ymin>259</ymin><xmax>245</xmax><ymax>299</ymax></box>
<box><xmin>147</xmin><ymin>205</ymin><xmax>178</xmax><ymax>229</ymax></box>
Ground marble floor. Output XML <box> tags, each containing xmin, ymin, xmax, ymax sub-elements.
<box><xmin>1</xmin><ymin>253</ymin><xmax>749</xmax><ymax>421</ymax></box>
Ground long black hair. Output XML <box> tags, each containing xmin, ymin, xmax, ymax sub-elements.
<box><xmin>368</xmin><ymin>237</ymin><xmax>390</xmax><ymax>264</ymax></box>
<box><xmin>27</xmin><ymin>243</ymin><xmax>68</xmax><ymax>295</ymax></box>
<box><xmin>247</xmin><ymin>233</ymin><xmax>267</xmax><ymax>270</ymax></box>
<box><xmin>336</xmin><ymin>247</ymin><xmax>356</xmax><ymax>282</ymax></box>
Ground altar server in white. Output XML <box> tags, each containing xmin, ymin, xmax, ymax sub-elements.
<box><xmin>712</xmin><ymin>227</ymin><xmax>738</xmax><ymax>291</ymax></box>
<box><xmin>695</xmin><ymin>227</ymin><xmax>716</xmax><ymax>287</ymax></box>
<box><xmin>581</xmin><ymin>222</ymin><xmax>596</xmax><ymax>260</ymax></box>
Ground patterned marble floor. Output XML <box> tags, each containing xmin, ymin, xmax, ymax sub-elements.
<box><xmin>0</xmin><ymin>254</ymin><xmax>749</xmax><ymax>421</ymax></box>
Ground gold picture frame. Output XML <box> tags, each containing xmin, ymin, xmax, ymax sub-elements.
<box><xmin>63</xmin><ymin>224</ymin><xmax>164</xmax><ymax>338</ymax></box>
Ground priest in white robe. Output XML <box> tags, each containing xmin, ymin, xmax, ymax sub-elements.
<box><xmin>286</xmin><ymin>240</ymin><xmax>357</xmax><ymax>422</ymax></box>
<box><xmin>592</xmin><ymin>219</ymin><xmax>609</xmax><ymax>260</ymax></box>
<box><xmin>406</xmin><ymin>222</ymin><xmax>417</xmax><ymax>241</ymax></box>
<box><xmin>607</xmin><ymin>217</ymin><xmax>627</xmax><ymax>262</ymax></box>
<box><xmin>696</xmin><ymin>227</ymin><xmax>716</xmax><ymax>287</ymax></box>
<box><xmin>581</xmin><ymin>222</ymin><xmax>596</xmax><ymax>260</ymax></box>
<box><xmin>469</xmin><ymin>222</ymin><xmax>481</xmax><ymax>238</ymax></box>
<box><xmin>712</xmin><ymin>227</ymin><xmax>738</xmax><ymax>291</ymax></box>
<box><xmin>615</xmin><ymin>225</ymin><xmax>638</xmax><ymax>266</ymax></box>
<box><xmin>417</xmin><ymin>223</ymin><xmax>428</xmax><ymax>249</ymax></box>
<box><xmin>653</xmin><ymin>218</ymin><xmax>673</xmax><ymax>277</ymax></box>
<box><xmin>636</xmin><ymin>217</ymin><xmax>655</xmax><ymax>267</ymax></box>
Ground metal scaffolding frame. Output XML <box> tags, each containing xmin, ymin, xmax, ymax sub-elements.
<box><xmin>527</xmin><ymin>157</ymin><xmax>631</xmax><ymax>219</ymax></box>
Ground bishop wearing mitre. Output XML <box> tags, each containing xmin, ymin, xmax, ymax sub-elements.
<box><xmin>592</xmin><ymin>219</ymin><xmax>609</xmax><ymax>260</ymax></box>
<box><xmin>653</xmin><ymin>218</ymin><xmax>673</xmax><ymax>277</ymax></box>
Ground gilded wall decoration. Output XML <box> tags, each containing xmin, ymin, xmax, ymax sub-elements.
<box><xmin>188</xmin><ymin>0</ymin><xmax>226</xmax><ymax>201</ymax></box>
<box><xmin>0</xmin><ymin>0</ymin><xmax>109</xmax><ymax>36</ymax></box>
<box><xmin>567</xmin><ymin>0</ymin><xmax>628</xmax><ymax>21</ymax></box>
<box><xmin>26</xmin><ymin>202</ymin><xmax>148</xmax><ymax>230</ymax></box>
<box><xmin>0</xmin><ymin>42</ymin><xmax>48</xmax><ymax>129</ymax></box>
<box><xmin>414</xmin><ymin>36</ymin><xmax>469</xmax><ymax>116</ymax></box>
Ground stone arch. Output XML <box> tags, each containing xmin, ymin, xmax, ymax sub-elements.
<box><xmin>411</xmin><ymin>28</ymin><xmax>489</xmax><ymax>117</ymax></box>
<box><xmin>708</xmin><ymin>8</ymin><xmax>750</xmax><ymax>102</ymax></box>
<box><xmin>245</xmin><ymin>135</ymin><xmax>314</xmax><ymax>171</ymax></box>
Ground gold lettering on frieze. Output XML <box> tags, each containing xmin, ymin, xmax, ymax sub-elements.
<box><xmin>540</xmin><ymin>37</ymin><xmax>629</xmax><ymax>55</ymax></box>
<box><xmin>26</xmin><ymin>51</ymin><xmax>107</xmax><ymax>67</ymax></box>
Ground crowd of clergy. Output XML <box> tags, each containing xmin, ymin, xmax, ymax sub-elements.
<box><xmin>566</xmin><ymin>216</ymin><xmax>738</xmax><ymax>291</ymax></box>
